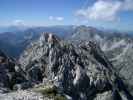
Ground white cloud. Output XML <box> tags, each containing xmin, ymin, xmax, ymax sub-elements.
<box><xmin>13</xmin><ymin>20</ymin><xmax>25</xmax><ymax>26</ymax></box>
<box><xmin>49</xmin><ymin>16</ymin><xmax>64</xmax><ymax>21</ymax></box>
<box><xmin>122</xmin><ymin>0</ymin><xmax>133</xmax><ymax>10</ymax></box>
<box><xmin>56</xmin><ymin>17</ymin><xmax>64</xmax><ymax>21</ymax></box>
<box><xmin>76</xmin><ymin>0</ymin><xmax>133</xmax><ymax>21</ymax></box>
<box><xmin>49</xmin><ymin>16</ymin><xmax>54</xmax><ymax>20</ymax></box>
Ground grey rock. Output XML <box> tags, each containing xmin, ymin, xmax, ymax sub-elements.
<box><xmin>69</xmin><ymin>26</ymin><xmax>133</xmax><ymax>96</ymax></box>
<box><xmin>19</xmin><ymin>32</ymin><xmax>133</xmax><ymax>100</ymax></box>
<box><xmin>0</xmin><ymin>90</ymin><xmax>47</xmax><ymax>100</ymax></box>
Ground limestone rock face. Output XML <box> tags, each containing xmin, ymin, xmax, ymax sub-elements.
<box><xmin>19</xmin><ymin>33</ymin><xmax>133</xmax><ymax>100</ymax></box>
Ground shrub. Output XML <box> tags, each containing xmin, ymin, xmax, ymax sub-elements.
<box><xmin>54</xmin><ymin>95</ymin><xmax>67</xmax><ymax>100</ymax></box>
<box><xmin>35</xmin><ymin>86</ymin><xmax>57</xmax><ymax>97</ymax></box>
<box><xmin>34</xmin><ymin>85</ymin><xmax>67</xmax><ymax>100</ymax></box>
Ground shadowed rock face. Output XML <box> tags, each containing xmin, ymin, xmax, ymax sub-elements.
<box><xmin>0</xmin><ymin>50</ymin><xmax>27</xmax><ymax>93</ymax></box>
<box><xmin>0</xmin><ymin>50</ymin><xmax>15</xmax><ymax>89</ymax></box>
<box><xmin>19</xmin><ymin>33</ymin><xmax>133</xmax><ymax>100</ymax></box>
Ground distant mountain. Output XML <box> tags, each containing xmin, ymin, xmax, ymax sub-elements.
<box><xmin>0</xmin><ymin>25</ymin><xmax>28</xmax><ymax>33</ymax></box>
<box><xmin>0</xmin><ymin>25</ymin><xmax>74</xmax><ymax>58</ymax></box>
<box><xmin>0</xmin><ymin>25</ymin><xmax>133</xmax><ymax>58</ymax></box>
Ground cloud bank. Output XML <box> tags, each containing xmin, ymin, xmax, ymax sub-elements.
<box><xmin>12</xmin><ymin>20</ymin><xmax>25</xmax><ymax>26</ymax></box>
<box><xmin>49</xmin><ymin>16</ymin><xmax>64</xmax><ymax>21</ymax></box>
<box><xmin>76</xmin><ymin>0</ymin><xmax>133</xmax><ymax>21</ymax></box>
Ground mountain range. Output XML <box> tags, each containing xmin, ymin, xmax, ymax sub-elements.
<box><xmin>0</xmin><ymin>25</ymin><xmax>133</xmax><ymax>99</ymax></box>
<box><xmin>0</xmin><ymin>25</ymin><xmax>74</xmax><ymax>58</ymax></box>
<box><xmin>0</xmin><ymin>32</ymin><xmax>133</xmax><ymax>100</ymax></box>
<box><xmin>0</xmin><ymin>25</ymin><xmax>132</xmax><ymax>58</ymax></box>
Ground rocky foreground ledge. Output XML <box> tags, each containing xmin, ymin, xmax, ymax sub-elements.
<box><xmin>0</xmin><ymin>33</ymin><xmax>133</xmax><ymax>100</ymax></box>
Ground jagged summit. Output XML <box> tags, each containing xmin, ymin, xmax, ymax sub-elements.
<box><xmin>18</xmin><ymin>33</ymin><xmax>133</xmax><ymax>100</ymax></box>
<box><xmin>39</xmin><ymin>32</ymin><xmax>60</xmax><ymax>46</ymax></box>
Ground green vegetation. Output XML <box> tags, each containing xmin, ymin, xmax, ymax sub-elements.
<box><xmin>63</xmin><ymin>43</ymin><xmax>70</xmax><ymax>49</ymax></box>
<box><xmin>34</xmin><ymin>85</ymin><xmax>57</xmax><ymax>97</ymax></box>
<box><xmin>34</xmin><ymin>85</ymin><xmax>67</xmax><ymax>100</ymax></box>
<box><xmin>54</xmin><ymin>95</ymin><xmax>67</xmax><ymax>100</ymax></box>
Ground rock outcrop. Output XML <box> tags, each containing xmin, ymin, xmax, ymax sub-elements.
<box><xmin>0</xmin><ymin>50</ymin><xmax>27</xmax><ymax>93</ymax></box>
<box><xmin>19</xmin><ymin>32</ymin><xmax>133</xmax><ymax>100</ymax></box>
<box><xmin>0</xmin><ymin>90</ymin><xmax>45</xmax><ymax>100</ymax></box>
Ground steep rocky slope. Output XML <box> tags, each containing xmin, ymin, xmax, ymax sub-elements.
<box><xmin>18</xmin><ymin>33</ymin><xmax>133</xmax><ymax>100</ymax></box>
<box><xmin>69</xmin><ymin>26</ymin><xmax>133</xmax><ymax>95</ymax></box>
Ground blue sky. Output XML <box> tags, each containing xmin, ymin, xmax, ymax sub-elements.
<box><xmin>0</xmin><ymin>0</ymin><xmax>133</xmax><ymax>31</ymax></box>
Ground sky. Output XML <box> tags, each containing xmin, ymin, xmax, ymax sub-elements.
<box><xmin>0</xmin><ymin>0</ymin><xmax>133</xmax><ymax>31</ymax></box>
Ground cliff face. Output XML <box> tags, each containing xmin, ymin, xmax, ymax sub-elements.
<box><xmin>18</xmin><ymin>32</ymin><xmax>133</xmax><ymax>100</ymax></box>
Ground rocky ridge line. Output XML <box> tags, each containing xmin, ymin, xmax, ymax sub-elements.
<box><xmin>18</xmin><ymin>32</ymin><xmax>133</xmax><ymax>100</ymax></box>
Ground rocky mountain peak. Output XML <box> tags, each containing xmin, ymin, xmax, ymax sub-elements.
<box><xmin>39</xmin><ymin>32</ymin><xmax>60</xmax><ymax>46</ymax></box>
<box><xmin>18</xmin><ymin>32</ymin><xmax>133</xmax><ymax>100</ymax></box>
